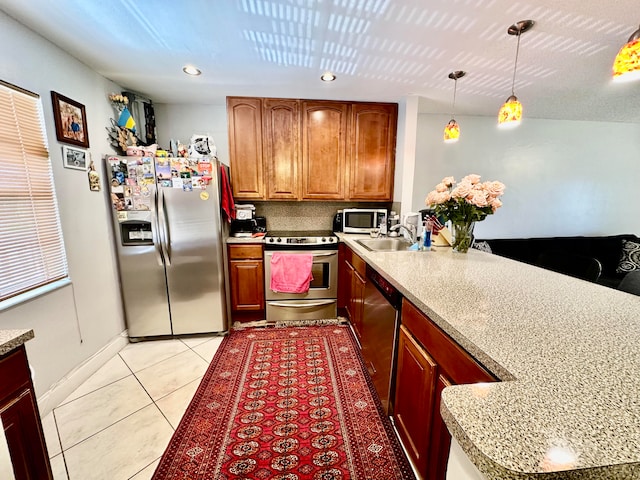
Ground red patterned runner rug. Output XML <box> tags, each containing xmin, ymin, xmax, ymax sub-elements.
<box><xmin>152</xmin><ymin>325</ymin><xmax>415</xmax><ymax>479</ymax></box>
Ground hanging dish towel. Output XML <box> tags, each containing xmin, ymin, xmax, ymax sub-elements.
<box><xmin>220</xmin><ymin>165</ymin><xmax>235</xmax><ymax>223</ymax></box>
<box><xmin>270</xmin><ymin>253</ymin><xmax>314</xmax><ymax>294</ymax></box>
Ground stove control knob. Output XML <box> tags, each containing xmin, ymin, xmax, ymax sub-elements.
<box><xmin>321</xmin><ymin>237</ymin><xmax>326</xmax><ymax>242</ymax></box>
<box><xmin>276</xmin><ymin>237</ymin><xmax>282</xmax><ymax>243</ymax></box>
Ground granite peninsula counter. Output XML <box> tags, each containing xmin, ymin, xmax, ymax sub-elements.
<box><xmin>338</xmin><ymin>233</ymin><xmax>640</xmax><ymax>479</ymax></box>
<box><xmin>0</xmin><ymin>329</ymin><xmax>34</xmax><ymax>356</ymax></box>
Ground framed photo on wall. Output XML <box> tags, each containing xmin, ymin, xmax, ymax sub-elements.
<box><xmin>62</xmin><ymin>145</ymin><xmax>89</xmax><ymax>171</ymax></box>
<box><xmin>51</xmin><ymin>91</ymin><xmax>89</xmax><ymax>148</ymax></box>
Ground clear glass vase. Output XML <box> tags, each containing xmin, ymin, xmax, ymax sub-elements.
<box><xmin>451</xmin><ymin>221</ymin><xmax>475</xmax><ymax>253</ymax></box>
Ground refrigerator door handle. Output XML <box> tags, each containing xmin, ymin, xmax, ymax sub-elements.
<box><xmin>151</xmin><ymin>189</ymin><xmax>164</xmax><ymax>266</ymax></box>
<box><xmin>158</xmin><ymin>187</ymin><xmax>172</xmax><ymax>266</ymax></box>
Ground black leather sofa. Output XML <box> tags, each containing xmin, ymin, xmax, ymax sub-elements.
<box><xmin>476</xmin><ymin>234</ymin><xmax>640</xmax><ymax>288</ymax></box>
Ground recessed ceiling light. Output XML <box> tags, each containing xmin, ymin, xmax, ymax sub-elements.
<box><xmin>321</xmin><ymin>71</ymin><xmax>336</xmax><ymax>82</ymax></box>
<box><xmin>183</xmin><ymin>65</ymin><xmax>202</xmax><ymax>76</ymax></box>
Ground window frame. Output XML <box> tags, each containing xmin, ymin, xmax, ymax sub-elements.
<box><xmin>0</xmin><ymin>80</ymin><xmax>70</xmax><ymax>306</ymax></box>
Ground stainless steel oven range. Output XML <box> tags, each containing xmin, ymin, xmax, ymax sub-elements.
<box><xmin>264</xmin><ymin>231</ymin><xmax>338</xmax><ymax>322</ymax></box>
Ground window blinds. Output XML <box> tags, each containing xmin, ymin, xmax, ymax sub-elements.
<box><xmin>0</xmin><ymin>82</ymin><xmax>68</xmax><ymax>302</ymax></box>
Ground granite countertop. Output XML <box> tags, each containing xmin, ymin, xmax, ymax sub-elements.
<box><xmin>0</xmin><ymin>329</ymin><xmax>34</xmax><ymax>356</ymax></box>
<box><xmin>338</xmin><ymin>233</ymin><xmax>640</xmax><ymax>479</ymax></box>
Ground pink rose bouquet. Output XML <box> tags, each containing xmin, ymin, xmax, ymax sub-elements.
<box><xmin>425</xmin><ymin>174</ymin><xmax>505</xmax><ymax>252</ymax></box>
<box><xmin>425</xmin><ymin>174</ymin><xmax>505</xmax><ymax>223</ymax></box>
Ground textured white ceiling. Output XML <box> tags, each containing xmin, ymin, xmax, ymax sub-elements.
<box><xmin>0</xmin><ymin>0</ymin><xmax>638</xmax><ymax>122</ymax></box>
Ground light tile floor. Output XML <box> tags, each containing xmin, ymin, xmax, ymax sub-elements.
<box><xmin>41</xmin><ymin>334</ymin><xmax>225</xmax><ymax>480</ymax></box>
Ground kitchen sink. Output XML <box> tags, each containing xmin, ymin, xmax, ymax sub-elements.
<box><xmin>356</xmin><ymin>237</ymin><xmax>413</xmax><ymax>252</ymax></box>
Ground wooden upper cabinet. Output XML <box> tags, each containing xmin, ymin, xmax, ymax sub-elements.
<box><xmin>263</xmin><ymin>99</ymin><xmax>300</xmax><ymax>200</ymax></box>
<box><xmin>227</xmin><ymin>97</ymin><xmax>265</xmax><ymax>199</ymax></box>
<box><xmin>227</xmin><ymin>96</ymin><xmax>397</xmax><ymax>201</ymax></box>
<box><xmin>349</xmin><ymin>103</ymin><xmax>397</xmax><ymax>201</ymax></box>
<box><xmin>301</xmin><ymin>101</ymin><xmax>349</xmax><ymax>200</ymax></box>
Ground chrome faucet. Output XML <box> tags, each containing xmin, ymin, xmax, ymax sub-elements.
<box><xmin>389</xmin><ymin>223</ymin><xmax>417</xmax><ymax>244</ymax></box>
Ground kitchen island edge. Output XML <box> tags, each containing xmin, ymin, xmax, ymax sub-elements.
<box><xmin>337</xmin><ymin>233</ymin><xmax>640</xmax><ymax>480</ymax></box>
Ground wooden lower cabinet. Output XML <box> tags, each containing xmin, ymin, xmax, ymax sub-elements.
<box><xmin>393</xmin><ymin>299</ymin><xmax>496</xmax><ymax>480</ymax></box>
<box><xmin>0</xmin><ymin>345</ymin><xmax>53</xmax><ymax>480</ymax></box>
<box><xmin>340</xmin><ymin>245</ymin><xmax>366</xmax><ymax>341</ymax></box>
<box><xmin>428</xmin><ymin>374</ymin><xmax>453</xmax><ymax>480</ymax></box>
<box><xmin>350</xmin><ymin>267</ymin><xmax>365</xmax><ymax>341</ymax></box>
<box><xmin>228</xmin><ymin>244</ymin><xmax>265</xmax><ymax>322</ymax></box>
<box><xmin>394</xmin><ymin>325</ymin><xmax>436</xmax><ymax>476</ymax></box>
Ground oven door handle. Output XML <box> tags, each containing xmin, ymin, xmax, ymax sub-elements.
<box><xmin>264</xmin><ymin>252</ymin><xmax>336</xmax><ymax>257</ymax></box>
<box><xmin>268</xmin><ymin>300</ymin><xmax>336</xmax><ymax>308</ymax></box>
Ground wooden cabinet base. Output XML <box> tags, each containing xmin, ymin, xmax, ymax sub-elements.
<box><xmin>231</xmin><ymin>311</ymin><xmax>266</xmax><ymax>323</ymax></box>
<box><xmin>228</xmin><ymin>244</ymin><xmax>265</xmax><ymax>323</ymax></box>
<box><xmin>394</xmin><ymin>300</ymin><xmax>496</xmax><ymax>480</ymax></box>
<box><xmin>0</xmin><ymin>345</ymin><xmax>53</xmax><ymax>480</ymax></box>
<box><xmin>393</xmin><ymin>326</ymin><xmax>436</xmax><ymax>476</ymax></box>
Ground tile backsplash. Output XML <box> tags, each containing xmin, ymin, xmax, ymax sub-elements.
<box><xmin>246</xmin><ymin>201</ymin><xmax>398</xmax><ymax>232</ymax></box>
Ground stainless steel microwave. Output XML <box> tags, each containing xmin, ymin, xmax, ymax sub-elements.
<box><xmin>342</xmin><ymin>209</ymin><xmax>387</xmax><ymax>233</ymax></box>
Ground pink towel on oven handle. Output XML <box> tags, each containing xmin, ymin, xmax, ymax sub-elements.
<box><xmin>270</xmin><ymin>253</ymin><xmax>314</xmax><ymax>294</ymax></box>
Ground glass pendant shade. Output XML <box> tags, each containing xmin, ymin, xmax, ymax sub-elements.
<box><xmin>612</xmin><ymin>36</ymin><xmax>640</xmax><ymax>83</ymax></box>
<box><xmin>443</xmin><ymin>70</ymin><xmax>465</xmax><ymax>143</ymax></box>
<box><xmin>498</xmin><ymin>20</ymin><xmax>533</xmax><ymax>128</ymax></box>
<box><xmin>443</xmin><ymin>119</ymin><xmax>460</xmax><ymax>142</ymax></box>
<box><xmin>497</xmin><ymin>95</ymin><xmax>522</xmax><ymax>128</ymax></box>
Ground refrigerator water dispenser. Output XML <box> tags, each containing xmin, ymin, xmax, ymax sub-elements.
<box><xmin>120</xmin><ymin>221</ymin><xmax>153</xmax><ymax>246</ymax></box>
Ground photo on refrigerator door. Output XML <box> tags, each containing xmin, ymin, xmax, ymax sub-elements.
<box><xmin>111</xmin><ymin>188</ymin><xmax>125</xmax><ymax>211</ymax></box>
<box><xmin>155</xmin><ymin>158</ymin><xmax>171</xmax><ymax>187</ymax></box>
<box><xmin>108</xmin><ymin>157</ymin><xmax>128</xmax><ymax>186</ymax></box>
<box><xmin>133</xmin><ymin>186</ymin><xmax>151</xmax><ymax>210</ymax></box>
<box><xmin>140</xmin><ymin>157</ymin><xmax>154</xmax><ymax>184</ymax></box>
<box><xmin>180</xmin><ymin>171</ymin><xmax>193</xmax><ymax>191</ymax></box>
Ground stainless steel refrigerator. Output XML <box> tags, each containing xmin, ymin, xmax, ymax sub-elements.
<box><xmin>105</xmin><ymin>154</ymin><xmax>228</xmax><ymax>340</ymax></box>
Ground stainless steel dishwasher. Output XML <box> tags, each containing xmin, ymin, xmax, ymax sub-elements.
<box><xmin>362</xmin><ymin>265</ymin><xmax>401</xmax><ymax>415</ymax></box>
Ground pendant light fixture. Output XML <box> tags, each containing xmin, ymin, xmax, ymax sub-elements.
<box><xmin>612</xmin><ymin>24</ymin><xmax>640</xmax><ymax>83</ymax></box>
<box><xmin>443</xmin><ymin>71</ymin><xmax>465</xmax><ymax>143</ymax></box>
<box><xmin>498</xmin><ymin>20</ymin><xmax>534</xmax><ymax>129</ymax></box>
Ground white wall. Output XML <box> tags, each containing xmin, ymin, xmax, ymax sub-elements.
<box><xmin>394</xmin><ymin>96</ymin><xmax>418</xmax><ymax>215</ymax></box>
<box><xmin>155</xmin><ymin>104</ymin><xmax>229</xmax><ymax>165</ymax></box>
<box><xmin>413</xmin><ymin>114</ymin><xmax>640</xmax><ymax>239</ymax></box>
<box><xmin>0</xmin><ymin>11</ymin><xmax>125</xmax><ymax>400</ymax></box>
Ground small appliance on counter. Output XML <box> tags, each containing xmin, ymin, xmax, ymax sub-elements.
<box><xmin>230</xmin><ymin>216</ymin><xmax>266</xmax><ymax>238</ymax></box>
<box><xmin>342</xmin><ymin>208</ymin><xmax>387</xmax><ymax>233</ymax></box>
<box><xmin>235</xmin><ymin>204</ymin><xmax>255</xmax><ymax>220</ymax></box>
<box><xmin>333</xmin><ymin>210</ymin><xmax>343</xmax><ymax>232</ymax></box>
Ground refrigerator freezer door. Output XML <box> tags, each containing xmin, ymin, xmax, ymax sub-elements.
<box><xmin>160</xmin><ymin>184</ymin><xmax>227</xmax><ymax>334</ymax></box>
<box><xmin>116</xmin><ymin>236</ymin><xmax>172</xmax><ymax>338</ymax></box>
